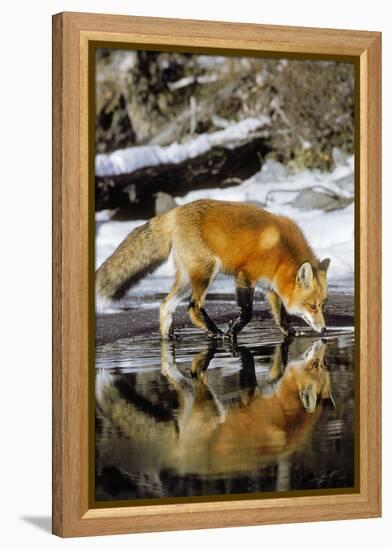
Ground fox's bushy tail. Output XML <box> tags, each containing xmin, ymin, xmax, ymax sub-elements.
<box><xmin>96</xmin><ymin>218</ymin><xmax>172</xmax><ymax>303</ymax></box>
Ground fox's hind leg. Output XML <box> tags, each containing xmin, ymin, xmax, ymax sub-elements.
<box><xmin>226</xmin><ymin>272</ymin><xmax>255</xmax><ymax>339</ymax></box>
<box><xmin>188</xmin><ymin>263</ymin><xmax>223</xmax><ymax>338</ymax></box>
<box><xmin>160</xmin><ymin>269</ymin><xmax>190</xmax><ymax>339</ymax></box>
<box><xmin>266</xmin><ymin>290</ymin><xmax>296</xmax><ymax>336</ymax></box>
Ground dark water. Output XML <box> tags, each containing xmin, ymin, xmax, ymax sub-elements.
<box><xmin>95</xmin><ymin>322</ymin><xmax>355</xmax><ymax>502</ymax></box>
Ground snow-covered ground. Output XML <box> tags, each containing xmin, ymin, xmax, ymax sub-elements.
<box><xmin>96</xmin><ymin>150</ymin><xmax>355</xmax><ymax>302</ymax></box>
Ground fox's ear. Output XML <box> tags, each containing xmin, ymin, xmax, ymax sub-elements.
<box><xmin>296</xmin><ymin>262</ymin><xmax>313</xmax><ymax>288</ymax></box>
<box><xmin>319</xmin><ymin>258</ymin><xmax>331</xmax><ymax>273</ymax></box>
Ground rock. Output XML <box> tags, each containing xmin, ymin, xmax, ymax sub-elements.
<box><xmin>95</xmin><ymin>136</ymin><xmax>271</xmax><ymax>217</ymax></box>
<box><xmin>255</xmin><ymin>160</ymin><xmax>289</xmax><ymax>183</ymax></box>
<box><xmin>291</xmin><ymin>188</ymin><xmax>353</xmax><ymax>212</ymax></box>
<box><xmin>155</xmin><ymin>192</ymin><xmax>177</xmax><ymax>215</ymax></box>
<box><xmin>332</xmin><ymin>147</ymin><xmax>349</xmax><ymax>166</ymax></box>
<box><xmin>334</xmin><ymin>175</ymin><xmax>354</xmax><ymax>196</ymax></box>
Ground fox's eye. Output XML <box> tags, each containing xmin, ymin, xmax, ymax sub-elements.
<box><xmin>310</xmin><ymin>304</ymin><xmax>317</xmax><ymax>311</ymax></box>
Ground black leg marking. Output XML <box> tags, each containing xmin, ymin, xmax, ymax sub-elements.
<box><xmin>199</xmin><ymin>307</ymin><xmax>216</xmax><ymax>330</ymax></box>
<box><xmin>237</xmin><ymin>346</ymin><xmax>257</xmax><ymax>390</ymax></box>
<box><xmin>168</xmin><ymin>322</ymin><xmax>181</xmax><ymax>341</ymax></box>
<box><xmin>188</xmin><ymin>300</ymin><xmax>224</xmax><ymax>337</ymax></box>
<box><xmin>236</xmin><ymin>346</ymin><xmax>258</xmax><ymax>405</ymax></box>
<box><xmin>227</xmin><ymin>284</ymin><xmax>254</xmax><ymax>338</ymax></box>
<box><xmin>280</xmin><ymin>336</ymin><xmax>293</xmax><ymax>368</ymax></box>
<box><xmin>190</xmin><ymin>342</ymin><xmax>218</xmax><ymax>378</ymax></box>
<box><xmin>280</xmin><ymin>302</ymin><xmax>296</xmax><ymax>336</ymax></box>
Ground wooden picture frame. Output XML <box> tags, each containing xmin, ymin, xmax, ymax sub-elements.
<box><xmin>52</xmin><ymin>12</ymin><xmax>381</xmax><ymax>537</ymax></box>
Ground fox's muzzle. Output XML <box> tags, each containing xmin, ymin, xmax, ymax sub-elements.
<box><xmin>301</xmin><ymin>311</ymin><xmax>326</xmax><ymax>334</ymax></box>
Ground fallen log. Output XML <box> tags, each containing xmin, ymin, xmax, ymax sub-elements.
<box><xmin>95</xmin><ymin>136</ymin><xmax>271</xmax><ymax>218</ymax></box>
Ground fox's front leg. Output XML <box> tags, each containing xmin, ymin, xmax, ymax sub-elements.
<box><xmin>269</xmin><ymin>338</ymin><xmax>291</xmax><ymax>381</ymax></box>
<box><xmin>226</xmin><ymin>272</ymin><xmax>255</xmax><ymax>339</ymax></box>
<box><xmin>236</xmin><ymin>346</ymin><xmax>260</xmax><ymax>406</ymax></box>
<box><xmin>266</xmin><ymin>290</ymin><xmax>296</xmax><ymax>336</ymax></box>
<box><xmin>190</xmin><ymin>343</ymin><xmax>218</xmax><ymax>378</ymax></box>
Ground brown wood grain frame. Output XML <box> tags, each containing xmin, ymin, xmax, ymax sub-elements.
<box><xmin>52</xmin><ymin>12</ymin><xmax>381</xmax><ymax>537</ymax></box>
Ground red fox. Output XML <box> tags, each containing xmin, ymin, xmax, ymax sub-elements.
<box><xmin>96</xmin><ymin>199</ymin><xmax>330</xmax><ymax>339</ymax></box>
<box><xmin>95</xmin><ymin>339</ymin><xmax>334</xmax><ymax>482</ymax></box>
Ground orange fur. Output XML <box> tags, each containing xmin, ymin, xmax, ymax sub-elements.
<box><xmin>95</xmin><ymin>341</ymin><xmax>332</xmax><ymax>477</ymax></box>
<box><xmin>96</xmin><ymin>199</ymin><xmax>330</xmax><ymax>337</ymax></box>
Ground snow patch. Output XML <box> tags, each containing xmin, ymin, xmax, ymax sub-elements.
<box><xmin>95</xmin><ymin>117</ymin><xmax>270</xmax><ymax>177</ymax></box>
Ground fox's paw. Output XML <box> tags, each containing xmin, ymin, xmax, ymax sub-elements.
<box><xmin>225</xmin><ymin>329</ymin><xmax>239</xmax><ymax>343</ymax></box>
<box><xmin>227</xmin><ymin>319</ymin><xmax>235</xmax><ymax>331</ymax></box>
<box><xmin>226</xmin><ymin>319</ymin><xmax>241</xmax><ymax>339</ymax></box>
<box><xmin>160</xmin><ymin>330</ymin><xmax>181</xmax><ymax>341</ymax></box>
<box><xmin>207</xmin><ymin>328</ymin><xmax>225</xmax><ymax>339</ymax></box>
<box><xmin>279</xmin><ymin>325</ymin><xmax>296</xmax><ymax>337</ymax></box>
<box><xmin>229</xmin><ymin>341</ymin><xmax>240</xmax><ymax>356</ymax></box>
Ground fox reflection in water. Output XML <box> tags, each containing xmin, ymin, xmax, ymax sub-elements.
<box><xmin>95</xmin><ymin>337</ymin><xmax>349</xmax><ymax>501</ymax></box>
